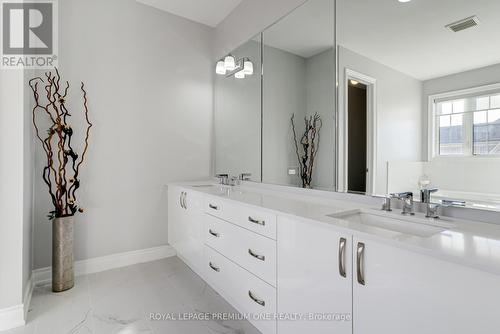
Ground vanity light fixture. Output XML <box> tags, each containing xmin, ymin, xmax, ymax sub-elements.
<box><xmin>224</xmin><ymin>55</ymin><xmax>236</xmax><ymax>71</ymax></box>
<box><xmin>215</xmin><ymin>60</ymin><xmax>226</xmax><ymax>75</ymax></box>
<box><xmin>398</xmin><ymin>0</ymin><xmax>411</xmax><ymax>2</ymax></box>
<box><xmin>215</xmin><ymin>55</ymin><xmax>254</xmax><ymax>79</ymax></box>
<box><xmin>243</xmin><ymin>60</ymin><xmax>254</xmax><ymax>75</ymax></box>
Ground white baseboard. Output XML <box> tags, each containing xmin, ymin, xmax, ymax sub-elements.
<box><xmin>0</xmin><ymin>276</ymin><xmax>34</xmax><ymax>332</ymax></box>
<box><xmin>0</xmin><ymin>304</ymin><xmax>24</xmax><ymax>332</ymax></box>
<box><xmin>33</xmin><ymin>245</ymin><xmax>176</xmax><ymax>285</ymax></box>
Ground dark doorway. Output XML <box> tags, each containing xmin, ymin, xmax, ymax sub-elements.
<box><xmin>347</xmin><ymin>81</ymin><xmax>367</xmax><ymax>194</ymax></box>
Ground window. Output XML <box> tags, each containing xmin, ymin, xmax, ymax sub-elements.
<box><xmin>431</xmin><ymin>85</ymin><xmax>500</xmax><ymax>157</ymax></box>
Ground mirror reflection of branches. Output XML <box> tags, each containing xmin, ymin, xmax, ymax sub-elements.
<box><xmin>291</xmin><ymin>113</ymin><xmax>322</xmax><ymax>188</ymax></box>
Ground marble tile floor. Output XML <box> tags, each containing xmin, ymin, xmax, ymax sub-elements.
<box><xmin>3</xmin><ymin>257</ymin><xmax>261</xmax><ymax>334</ymax></box>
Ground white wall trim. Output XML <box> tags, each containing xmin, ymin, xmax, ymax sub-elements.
<box><xmin>33</xmin><ymin>245</ymin><xmax>176</xmax><ymax>285</ymax></box>
<box><xmin>0</xmin><ymin>304</ymin><xmax>25</xmax><ymax>332</ymax></box>
<box><xmin>23</xmin><ymin>276</ymin><xmax>34</xmax><ymax>321</ymax></box>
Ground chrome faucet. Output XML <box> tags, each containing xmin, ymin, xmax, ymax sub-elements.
<box><xmin>391</xmin><ymin>192</ymin><xmax>415</xmax><ymax>215</ymax></box>
<box><xmin>379</xmin><ymin>196</ymin><xmax>392</xmax><ymax>212</ymax></box>
<box><xmin>421</xmin><ymin>188</ymin><xmax>440</xmax><ymax>218</ymax></box>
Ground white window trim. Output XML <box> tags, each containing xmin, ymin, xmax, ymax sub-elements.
<box><xmin>427</xmin><ymin>82</ymin><xmax>500</xmax><ymax>161</ymax></box>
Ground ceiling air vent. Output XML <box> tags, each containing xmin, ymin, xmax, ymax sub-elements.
<box><xmin>446</xmin><ymin>16</ymin><xmax>480</xmax><ymax>32</ymax></box>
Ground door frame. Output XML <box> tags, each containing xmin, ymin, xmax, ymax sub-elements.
<box><xmin>337</xmin><ymin>68</ymin><xmax>377</xmax><ymax>195</ymax></box>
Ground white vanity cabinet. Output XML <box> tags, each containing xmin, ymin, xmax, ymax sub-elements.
<box><xmin>277</xmin><ymin>216</ymin><xmax>353</xmax><ymax>334</ymax></box>
<box><xmin>167</xmin><ymin>186</ymin><xmax>205</xmax><ymax>277</ymax></box>
<box><xmin>168</xmin><ymin>186</ymin><xmax>500</xmax><ymax>334</ymax></box>
<box><xmin>352</xmin><ymin>237</ymin><xmax>500</xmax><ymax>334</ymax></box>
<box><xmin>202</xmin><ymin>196</ymin><xmax>278</xmax><ymax>334</ymax></box>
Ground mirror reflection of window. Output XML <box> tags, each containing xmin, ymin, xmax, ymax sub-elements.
<box><xmin>338</xmin><ymin>0</ymin><xmax>500</xmax><ymax>209</ymax></box>
<box><xmin>434</xmin><ymin>90</ymin><xmax>500</xmax><ymax>157</ymax></box>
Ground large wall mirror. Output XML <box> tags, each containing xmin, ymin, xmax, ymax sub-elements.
<box><xmin>337</xmin><ymin>0</ymin><xmax>500</xmax><ymax>210</ymax></box>
<box><xmin>262</xmin><ymin>0</ymin><xmax>335</xmax><ymax>190</ymax></box>
<box><xmin>214</xmin><ymin>34</ymin><xmax>262</xmax><ymax>182</ymax></box>
<box><xmin>214</xmin><ymin>0</ymin><xmax>335</xmax><ymax>190</ymax></box>
<box><xmin>215</xmin><ymin>0</ymin><xmax>500</xmax><ymax>212</ymax></box>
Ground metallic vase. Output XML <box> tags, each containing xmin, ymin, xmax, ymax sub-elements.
<box><xmin>52</xmin><ymin>216</ymin><xmax>75</xmax><ymax>292</ymax></box>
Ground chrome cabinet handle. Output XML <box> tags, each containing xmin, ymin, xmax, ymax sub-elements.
<box><xmin>209</xmin><ymin>204</ymin><xmax>219</xmax><ymax>210</ymax></box>
<box><xmin>248</xmin><ymin>249</ymin><xmax>265</xmax><ymax>261</ymax></box>
<box><xmin>209</xmin><ymin>262</ymin><xmax>220</xmax><ymax>272</ymax></box>
<box><xmin>179</xmin><ymin>192</ymin><xmax>184</xmax><ymax>209</ymax></box>
<box><xmin>182</xmin><ymin>192</ymin><xmax>187</xmax><ymax>209</ymax></box>
<box><xmin>339</xmin><ymin>237</ymin><xmax>347</xmax><ymax>278</ymax></box>
<box><xmin>248</xmin><ymin>216</ymin><xmax>265</xmax><ymax>226</ymax></box>
<box><xmin>209</xmin><ymin>229</ymin><xmax>219</xmax><ymax>237</ymax></box>
<box><xmin>357</xmin><ymin>242</ymin><xmax>365</xmax><ymax>285</ymax></box>
<box><xmin>248</xmin><ymin>291</ymin><xmax>265</xmax><ymax>307</ymax></box>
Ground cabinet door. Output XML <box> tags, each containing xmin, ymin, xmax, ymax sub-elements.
<box><xmin>182</xmin><ymin>190</ymin><xmax>204</xmax><ymax>276</ymax></box>
<box><xmin>277</xmin><ymin>216</ymin><xmax>352</xmax><ymax>334</ymax></box>
<box><xmin>167</xmin><ymin>186</ymin><xmax>185</xmax><ymax>250</ymax></box>
<box><xmin>353</xmin><ymin>237</ymin><xmax>500</xmax><ymax>334</ymax></box>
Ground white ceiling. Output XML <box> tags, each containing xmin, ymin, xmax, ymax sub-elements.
<box><xmin>135</xmin><ymin>0</ymin><xmax>243</xmax><ymax>27</ymax></box>
<box><xmin>263</xmin><ymin>0</ymin><xmax>334</xmax><ymax>58</ymax></box>
<box><xmin>338</xmin><ymin>0</ymin><xmax>500</xmax><ymax>81</ymax></box>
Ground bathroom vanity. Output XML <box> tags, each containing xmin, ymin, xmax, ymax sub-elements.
<box><xmin>168</xmin><ymin>182</ymin><xmax>500</xmax><ymax>334</ymax></box>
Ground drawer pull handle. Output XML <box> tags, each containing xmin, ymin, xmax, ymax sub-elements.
<box><xmin>248</xmin><ymin>249</ymin><xmax>265</xmax><ymax>261</ymax></box>
<box><xmin>209</xmin><ymin>204</ymin><xmax>219</xmax><ymax>210</ymax></box>
<box><xmin>339</xmin><ymin>237</ymin><xmax>346</xmax><ymax>278</ymax></box>
<box><xmin>248</xmin><ymin>291</ymin><xmax>265</xmax><ymax>307</ymax></box>
<box><xmin>248</xmin><ymin>216</ymin><xmax>265</xmax><ymax>226</ymax></box>
<box><xmin>357</xmin><ymin>242</ymin><xmax>365</xmax><ymax>286</ymax></box>
<box><xmin>209</xmin><ymin>262</ymin><xmax>220</xmax><ymax>272</ymax></box>
<box><xmin>209</xmin><ymin>229</ymin><xmax>220</xmax><ymax>237</ymax></box>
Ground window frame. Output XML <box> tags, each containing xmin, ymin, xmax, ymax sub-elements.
<box><xmin>427</xmin><ymin>82</ymin><xmax>500</xmax><ymax>161</ymax></box>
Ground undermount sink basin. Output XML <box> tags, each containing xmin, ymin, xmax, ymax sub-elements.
<box><xmin>329</xmin><ymin>211</ymin><xmax>453</xmax><ymax>238</ymax></box>
<box><xmin>190</xmin><ymin>184</ymin><xmax>233</xmax><ymax>195</ymax></box>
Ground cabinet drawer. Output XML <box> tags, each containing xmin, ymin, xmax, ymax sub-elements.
<box><xmin>205</xmin><ymin>214</ymin><xmax>276</xmax><ymax>286</ymax></box>
<box><xmin>204</xmin><ymin>246</ymin><xmax>277</xmax><ymax>334</ymax></box>
<box><xmin>205</xmin><ymin>196</ymin><xmax>277</xmax><ymax>239</ymax></box>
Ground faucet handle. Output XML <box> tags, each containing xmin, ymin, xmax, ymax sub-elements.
<box><xmin>441</xmin><ymin>199</ymin><xmax>466</xmax><ymax>207</ymax></box>
<box><xmin>215</xmin><ymin>173</ymin><xmax>229</xmax><ymax>185</ymax></box>
<box><xmin>390</xmin><ymin>192</ymin><xmax>413</xmax><ymax>200</ymax></box>
<box><xmin>239</xmin><ymin>173</ymin><xmax>252</xmax><ymax>181</ymax></box>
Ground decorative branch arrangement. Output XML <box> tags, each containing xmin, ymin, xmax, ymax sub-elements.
<box><xmin>29</xmin><ymin>68</ymin><xmax>92</xmax><ymax>219</ymax></box>
<box><xmin>291</xmin><ymin>112</ymin><xmax>322</xmax><ymax>188</ymax></box>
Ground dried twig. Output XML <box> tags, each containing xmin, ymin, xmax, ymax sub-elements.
<box><xmin>29</xmin><ymin>68</ymin><xmax>92</xmax><ymax>219</ymax></box>
<box><xmin>291</xmin><ymin>112</ymin><xmax>322</xmax><ymax>188</ymax></box>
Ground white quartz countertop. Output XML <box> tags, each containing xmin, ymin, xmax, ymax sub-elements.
<box><xmin>171</xmin><ymin>181</ymin><xmax>500</xmax><ymax>276</ymax></box>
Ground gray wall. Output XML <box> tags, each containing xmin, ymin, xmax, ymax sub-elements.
<box><xmin>263</xmin><ymin>45</ymin><xmax>307</xmax><ymax>187</ymax></box>
<box><xmin>23</xmin><ymin>70</ymin><xmax>34</xmax><ymax>299</ymax></box>
<box><xmin>32</xmin><ymin>0</ymin><xmax>214</xmax><ymax>269</ymax></box>
<box><xmin>0</xmin><ymin>71</ymin><xmax>25</xmax><ymax>313</ymax></box>
<box><xmin>214</xmin><ymin>0</ymin><xmax>307</xmax><ymax>59</ymax></box>
<box><xmin>305</xmin><ymin>49</ymin><xmax>336</xmax><ymax>189</ymax></box>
